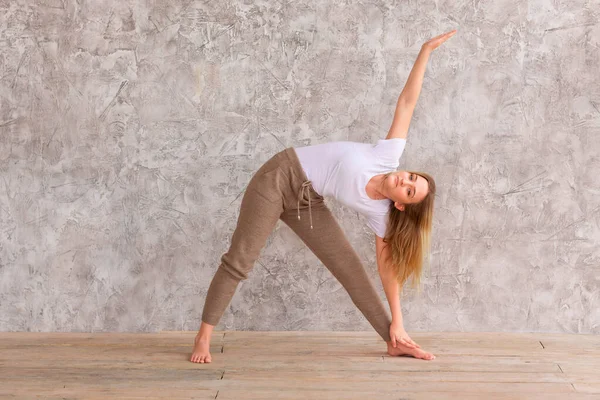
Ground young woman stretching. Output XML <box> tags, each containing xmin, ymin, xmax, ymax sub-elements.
<box><xmin>192</xmin><ymin>30</ymin><xmax>457</xmax><ymax>363</ymax></box>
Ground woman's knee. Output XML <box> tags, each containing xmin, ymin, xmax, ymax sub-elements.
<box><xmin>219</xmin><ymin>253</ymin><xmax>252</xmax><ymax>281</ymax></box>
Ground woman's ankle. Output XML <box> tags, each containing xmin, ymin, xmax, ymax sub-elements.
<box><xmin>197</xmin><ymin>321</ymin><xmax>215</xmax><ymax>341</ymax></box>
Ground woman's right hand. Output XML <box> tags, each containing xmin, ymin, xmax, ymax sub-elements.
<box><xmin>422</xmin><ymin>30</ymin><xmax>457</xmax><ymax>52</ymax></box>
<box><xmin>389</xmin><ymin>322</ymin><xmax>420</xmax><ymax>349</ymax></box>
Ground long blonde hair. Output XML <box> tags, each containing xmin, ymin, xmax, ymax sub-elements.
<box><xmin>380</xmin><ymin>171</ymin><xmax>436</xmax><ymax>293</ymax></box>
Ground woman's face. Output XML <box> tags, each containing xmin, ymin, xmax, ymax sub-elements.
<box><xmin>383</xmin><ymin>171</ymin><xmax>429</xmax><ymax>210</ymax></box>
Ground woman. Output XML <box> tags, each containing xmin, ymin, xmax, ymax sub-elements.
<box><xmin>192</xmin><ymin>30</ymin><xmax>457</xmax><ymax>363</ymax></box>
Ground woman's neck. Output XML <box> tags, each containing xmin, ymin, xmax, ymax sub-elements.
<box><xmin>366</xmin><ymin>174</ymin><xmax>388</xmax><ymax>200</ymax></box>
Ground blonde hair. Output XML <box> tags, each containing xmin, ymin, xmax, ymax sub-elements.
<box><xmin>380</xmin><ymin>171</ymin><xmax>436</xmax><ymax>294</ymax></box>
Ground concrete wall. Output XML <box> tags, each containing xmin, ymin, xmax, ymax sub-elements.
<box><xmin>1</xmin><ymin>0</ymin><xmax>598</xmax><ymax>334</ymax></box>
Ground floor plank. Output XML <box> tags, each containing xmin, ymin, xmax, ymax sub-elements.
<box><xmin>215</xmin><ymin>390</ymin><xmax>600</xmax><ymax>400</ymax></box>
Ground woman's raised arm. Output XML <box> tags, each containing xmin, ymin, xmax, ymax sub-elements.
<box><xmin>385</xmin><ymin>30</ymin><xmax>457</xmax><ymax>141</ymax></box>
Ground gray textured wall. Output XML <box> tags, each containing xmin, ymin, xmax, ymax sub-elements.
<box><xmin>1</xmin><ymin>0</ymin><xmax>598</xmax><ymax>334</ymax></box>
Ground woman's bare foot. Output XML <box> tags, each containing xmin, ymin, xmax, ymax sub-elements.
<box><xmin>190</xmin><ymin>335</ymin><xmax>212</xmax><ymax>363</ymax></box>
<box><xmin>387</xmin><ymin>341</ymin><xmax>436</xmax><ymax>360</ymax></box>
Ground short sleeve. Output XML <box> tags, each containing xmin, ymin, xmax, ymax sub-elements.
<box><xmin>372</xmin><ymin>138</ymin><xmax>406</xmax><ymax>168</ymax></box>
<box><xmin>366</xmin><ymin>213</ymin><xmax>388</xmax><ymax>238</ymax></box>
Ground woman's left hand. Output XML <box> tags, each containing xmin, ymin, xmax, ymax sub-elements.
<box><xmin>422</xmin><ymin>29</ymin><xmax>457</xmax><ymax>52</ymax></box>
<box><xmin>390</xmin><ymin>322</ymin><xmax>421</xmax><ymax>349</ymax></box>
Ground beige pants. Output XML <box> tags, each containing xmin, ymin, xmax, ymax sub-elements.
<box><xmin>202</xmin><ymin>147</ymin><xmax>392</xmax><ymax>342</ymax></box>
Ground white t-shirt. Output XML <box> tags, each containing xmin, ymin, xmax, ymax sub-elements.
<box><xmin>294</xmin><ymin>138</ymin><xmax>407</xmax><ymax>238</ymax></box>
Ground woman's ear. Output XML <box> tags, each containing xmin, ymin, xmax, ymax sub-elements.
<box><xmin>394</xmin><ymin>202</ymin><xmax>405</xmax><ymax>212</ymax></box>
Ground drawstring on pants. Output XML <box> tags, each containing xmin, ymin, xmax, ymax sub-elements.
<box><xmin>297</xmin><ymin>180</ymin><xmax>314</xmax><ymax>229</ymax></box>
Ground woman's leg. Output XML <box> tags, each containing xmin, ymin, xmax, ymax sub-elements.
<box><xmin>280</xmin><ymin>198</ymin><xmax>392</xmax><ymax>343</ymax></box>
<box><xmin>191</xmin><ymin>161</ymin><xmax>285</xmax><ymax>363</ymax></box>
<box><xmin>202</xmin><ymin>177</ymin><xmax>284</xmax><ymax>326</ymax></box>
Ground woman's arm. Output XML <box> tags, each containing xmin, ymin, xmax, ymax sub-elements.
<box><xmin>375</xmin><ymin>235</ymin><xmax>403</xmax><ymax>324</ymax></box>
<box><xmin>376</xmin><ymin>235</ymin><xmax>421</xmax><ymax>350</ymax></box>
<box><xmin>385</xmin><ymin>30</ymin><xmax>457</xmax><ymax>141</ymax></box>
<box><xmin>398</xmin><ymin>46</ymin><xmax>431</xmax><ymax>107</ymax></box>
<box><xmin>385</xmin><ymin>47</ymin><xmax>430</xmax><ymax>141</ymax></box>
<box><xmin>378</xmin><ymin>260</ymin><xmax>404</xmax><ymax>325</ymax></box>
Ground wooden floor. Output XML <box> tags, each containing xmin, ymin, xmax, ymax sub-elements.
<box><xmin>1</xmin><ymin>331</ymin><xmax>599</xmax><ymax>399</ymax></box>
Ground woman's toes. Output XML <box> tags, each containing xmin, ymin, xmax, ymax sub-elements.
<box><xmin>413</xmin><ymin>349</ymin><xmax>432</xmax><ymax>360</ymax></box>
